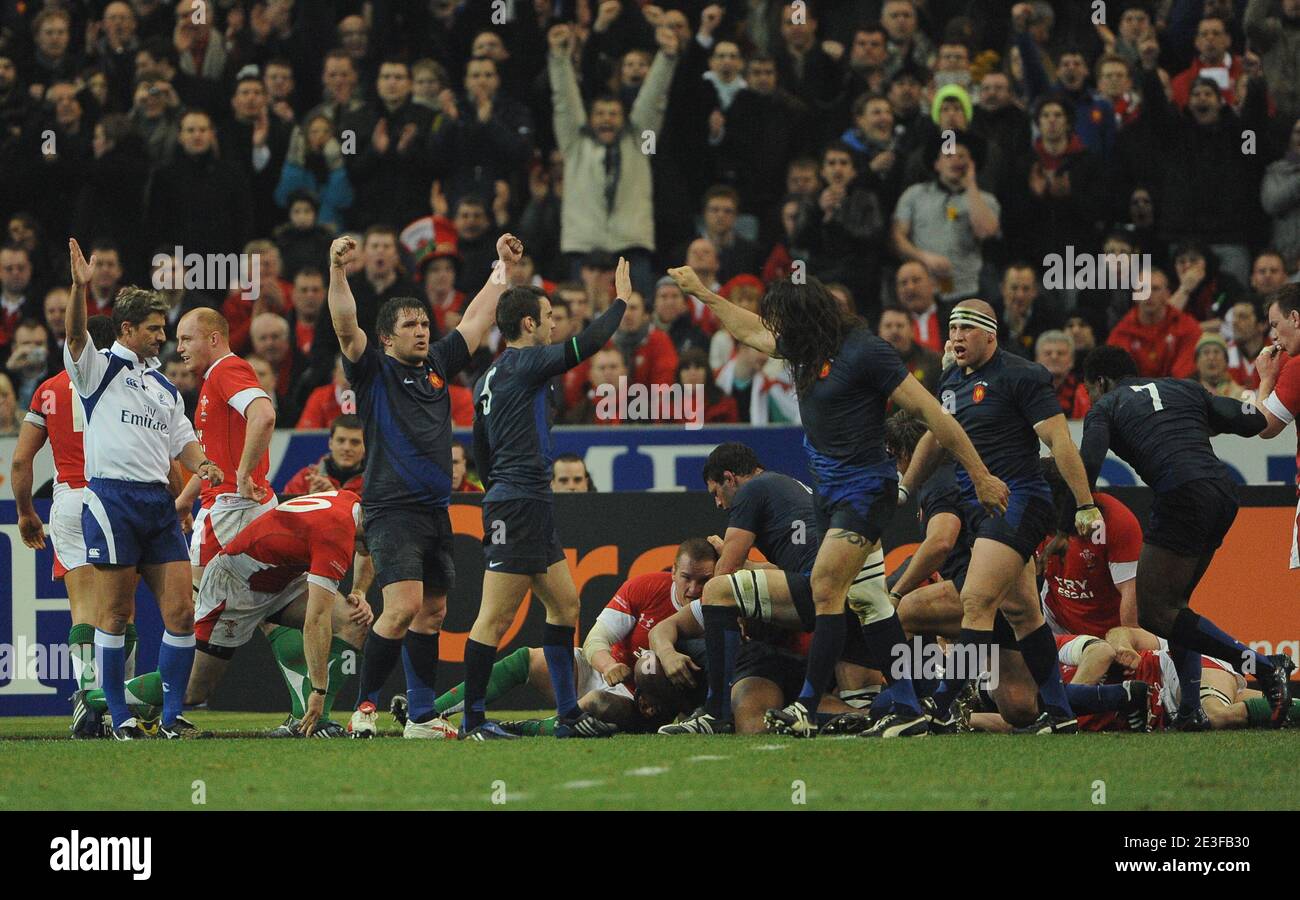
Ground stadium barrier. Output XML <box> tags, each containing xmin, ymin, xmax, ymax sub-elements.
<box><xmin>0</xmin><ymin>423</ymin><xmax>1294</xmax><ymax>499</ymax></box>
<box><xmin>2</xmin><ymin>487</ymin><xmax>1296</xmax><ymax>716</ymax></box>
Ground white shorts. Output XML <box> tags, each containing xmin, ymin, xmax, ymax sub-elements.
<box><xmin>194</xmin><ymin>554</ymin><xmax>304</xmax><ymax>648</ymax></box>
<box><xmin>49</xmin><ymin>488</ymin><xmax>88</xmax><ymax>576</ymax></box>
<box><xmin>573</xmin><ymin>648</ymin><xmax>634</xmax><ymax>701</ymax></box>
<box><xmin>1290</xmin><ymin>496</ymin><xmax>1299</xmax><ymax>570</ymax></box>
<box><xmin>190</xmin><ymin>493</ymin><xmax>278</xmax><ymax>567</ymax></box>
<box><xmin>1154</xmin><ymin>638</ymin><xmax>1246</xmax><ymax>713</ymax></box>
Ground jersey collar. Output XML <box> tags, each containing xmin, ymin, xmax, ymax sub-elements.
<box><xmin>204</xmin><ymin>351</ymin><xmax>236</xmax><ymax>380</ymax></box>
<box><xmin>110</xmin><ymin>340</ymin><xmax>160</xmax><ymax>369</ymax></box>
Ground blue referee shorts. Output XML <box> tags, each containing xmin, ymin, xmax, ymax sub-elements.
<box><xmin>82</xmin><ymin>477</ymin><xmax>189</xmax><ymax>567</ymax></box>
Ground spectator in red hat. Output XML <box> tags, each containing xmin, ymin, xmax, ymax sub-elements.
<box><xmin>708</xmin><ymin>275</ymin><xmax>763</xmax><ymax>370</ymax></box>
<box><xmin>418</xmin><ymin>245</ymin><xmax>465</xmax><ymax>334</ymax></box>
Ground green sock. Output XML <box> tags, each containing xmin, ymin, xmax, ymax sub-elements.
<box><xmin>511</xmin><ymin>715</ymin><xmax>557</xmax><ymax>736</ymax></box>
<box><xmin>1244</xmin><ymin>696</ymin><xmax>1273</xmax><ymax>728</ymax></box>
<box><xmin>85</xmin><ymin>671</ymin><xmax>163</xmax><ymax>721</ymax></box>
<box><xmin>266</xmin><ymin>626</ymin><xmax>356</xmax><ymax>719</ymax></box>
<box><xmin>435</xmin><ymin>645</ymin><xmax>532</xmax><ymax>715</ymax></box>
<box><xmin>124</xmin><ymin>623</ymin><xmax>138</xmax><ymax>680</ymax></box>
<box><xmin>68</xmin><ymin>623</ymin><xmax>96</xmax><ymax>691</ymax></box>
<box><xmin>267</xmin><ymin>626</ymin><xmax>308</xmax><ymax>718</ymax></box>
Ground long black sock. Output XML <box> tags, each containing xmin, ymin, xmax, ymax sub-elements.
<box><xmin>933</xmin><ymin>627</ymin><xmax>993</xmax><ymax>716</ymax></box>
<box><xmin>702</xmin><ymin>605</ymin><xmax>741</xmax><ymax>719</ymax></box>
<box><xmin>1018</xmin><ymin>623</ymin><xmax>1073</xmax><ymax>718</ymax></box>
<box><xmin>862</xmin><ymin>615</ymin><xmax>921</xmax><ymax>715</ymax></box>
<box><xmin>796</xmin><ymin>614</ymin><xmax>845</xmax><ymax>713</ymax></box>
<box><xmin>401</xmin><ymin>630</ymin><xmax>440</xmax><ymax>723</ymax></box>
<box><xmin>991</xmin><ymin>610</ymin><xmax>1019</xmax><ymax>651</ymax></box>
<box><xmin>462</xmin><ymin>638</ymin><xmax>498</xmax><ymax>731</ymax></box>
<box><xmin>1170</xmin><ymin>607</ymin><xmax>1272</xmax><ymax>676</ymax></box>
<box><xmin>356</xmin><ymin>631</ymin><xmax>402</xmax><ymax>708</ymax></box>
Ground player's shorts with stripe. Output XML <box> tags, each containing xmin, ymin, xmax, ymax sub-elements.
<box><xmin>966</xmin><ymin>478</ymin><xmax>1054</xmax><ymax>561</ymax></box>
<box><xmin>49</xmin><ymin>488</ymin><xmax>88</xmax><ymax>578</ymax></box>
<box><xmin>364</xmin><ymin>504</ymin><xmax>456</xmax><ymax>592</ymax></box>
<box><xmin>1146</xmin><ymin>477</ymin><xmax>1238</xmax><ymax>556</ymax></box>
<box><xmin>189</xmin><ymin>493</ymin><xmax>278</xmax><ymax>567</ymax></box>
<box><xmin>733</xmin><ymin>640</ymin><xmax>806</xmax><ymax>702</ymax></box>
<box><xmin>481</xmin><ymin>498</ymin><xmax>565</xmax><ymax>575</ymax></box>
<box><xmin>1290</xmin><ymin>494</ymin><xmax>1299</xmax><ymax>571</ymax></box>
<box><xmin>82</xmin><ymin>477</ymin><xmax>188</xmax><ymax>567</ymax></box>
<box><xmin>195</xmin><ymin>554</ymin><xmax>306</xmax><ymax>648</ymax></box>
<box><xmin>573</xmin><ymin>648</ymin><xmax>634</xmax><ymax>702</ymax></box>
<box><xmin>813</xmin><ymin>464</ymin><xmax>898</xmax><ymax>543</ymax></box>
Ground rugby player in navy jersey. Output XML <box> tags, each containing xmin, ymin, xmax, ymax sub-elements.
<box><xmin>901</xmin><ymin>300</ymin><xmax>1097</xmax><ymax>734</ymax></box>
<box><xmin>1080</xmin><ymin>345</ymin><xmax>1294</xmax><ymax>729</ymax></box>
<box><xmin>458</xmin><ymin>259</ymin><xmax>634</xmax><ymax>740</ymax></box>
<box><xmin>669</xmin><ymin>267</ymin><xmax>1008</xmax><ymax>739</ymax></box>
<box><xmin>884</xmin><ymin>413</ymin><xmax>1149</xmax><ymax>731</ymax></box>
<box><xmin>657</xmin><ymin>442</ymin><xmax>876</xmax><ymax>734</ymax></box>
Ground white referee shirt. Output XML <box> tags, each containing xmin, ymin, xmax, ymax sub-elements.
<box><xmin>64</xmin><ymin>335</ymin><xmax>196</xmax><ymax>485</ymax></box>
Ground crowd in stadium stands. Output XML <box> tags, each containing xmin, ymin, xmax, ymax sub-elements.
<box><xmin>2</xmin><ymin>0</ymin><xmax>1299</xmax><ymax>433</ymax></box>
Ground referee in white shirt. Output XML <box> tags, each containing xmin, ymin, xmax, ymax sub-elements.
<box><xmin>64</xmin><ymin>239</ymin><xmax>224</xmax><ymax>740</ymax></box>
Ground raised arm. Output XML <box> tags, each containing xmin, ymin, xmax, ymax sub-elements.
<box><xmin>628</xmin><ymin>26</ymin><xmax>680</xmax><ymax>134</ymax></box>
<box><xmin>65</xmin><ymin>239</ymin><xmax>94</xmax><ymax>363</ymax></box>
<box><xmin>327</xmin><ymin>236</ymin><xmax>366</xmax><ymax>362</ymax></box>
<box><xmin>455</xmin><ymin>233</ymin><xmax>523</xmax><ymax>355</ymax></box>
<box><xmin>668</xmin><ymin>265</ymin><xmax>777</xmax><ymax>355</ymax></box>
<box><xmin>547</xmin><ymin>25</ymin><xmax>585</xmax><ymax>152</ymax></box>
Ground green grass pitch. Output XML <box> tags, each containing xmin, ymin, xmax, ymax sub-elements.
<box><xmin>2</xmin><ymin>713</ymin><xmax>1297</xmax><ymax>811</ymax></box>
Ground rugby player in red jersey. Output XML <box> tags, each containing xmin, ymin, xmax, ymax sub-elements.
<box><xmin>1252</xmin><ymin>284</ymin><xmax>1300</xmax><ymax>571</ymax></box>
<box><xmin>188</xmin><ymin>490</ymin><xmax>374</xmax><ymax>735</ymax></box>
<box><xmin>413</xmin><ymin>540</ymin><xmax>718</xmax><ymax>736</ymax></box>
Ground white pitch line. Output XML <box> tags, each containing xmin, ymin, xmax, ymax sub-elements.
<box><xmin>625</xmin><ymin>766</ymin><xmax>670</xmax><ymax>776</ymax></box>
<box><xmin>561</xmin><ymin>779</ymin><xmax>606</xmax><ymax>789</ymax></box>
<box><xmin>752</xmin><ymin>743</ymin><xmax>789</xmax><ymax>751</ymax></box>
<box><xmin>687</xmin><ymin>754</ymin><xmax>729</xmax><ymax>762</ymax></box>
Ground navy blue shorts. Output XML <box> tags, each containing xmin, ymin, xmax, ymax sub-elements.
<box><xmin>814</xmin><ymin>468</ymin><xmax>898</xmax><ymax>543</ymax></box>
<box><xmin>965</xmin><ymin>481</ymin><xmax>1054</xmax><ymax>562</ymax></box>
<box><xmin>82</xmin><ymin>478</ymin><xmax>188</xmax><ymax>567</ymax></box>
<box><xmin>365</xmin><ymin>505</ymin><xmax>455</xmax><ymax>593</ymax></box>
<box><xmin>482</xmin><ymin>498</ymin><xmax>565</xmax><ymax>575</ymax></box>
<box><xmin>1147</xmin><ymin>478</ymin><xmax>1238</xmax><ymax>557</ymax></box>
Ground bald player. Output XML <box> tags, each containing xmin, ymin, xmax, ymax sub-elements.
<box><xmin>174</xmin><ymin>308</ymin><xmax>278</xmax><ymax>703</ymax></box>
<box><xmin>901</xmin><ymin>299</ymin><xmax>1100</xmax><ymax>734</ymax></box>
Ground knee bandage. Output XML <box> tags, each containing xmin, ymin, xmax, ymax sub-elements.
<box><xmin>729</xmin><ymin>570</ymin><xmax>774</xmax><ymax>622</ymax></box>
<box><xmin>1199</xmin><ymin>684</ymin><xmax>1233</xmax><ymax>708</ymax></box>
<box><xmin>846</xmin><ymin>549</ymin><xmax>892</xmax><ymax>625</ymax></box>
